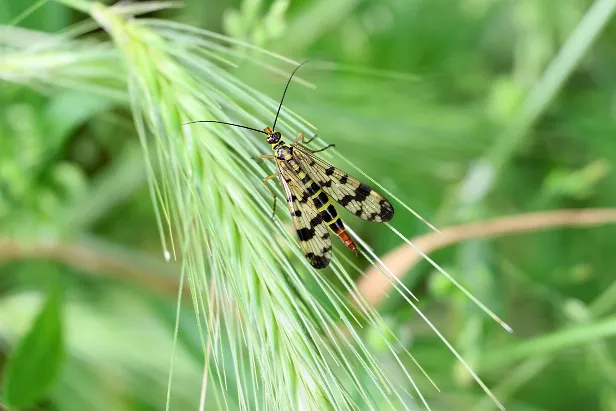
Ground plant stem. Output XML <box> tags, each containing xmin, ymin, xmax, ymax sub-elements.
<box><xmin>4</xmin><ymin>209</ymin><xmax>615</xmax><ymax>308</ymax></box>
<box><xmin>359</xmin><ymin>208</ymin><xmax>616</xmax><ymax>307</ymax></box>
<box><xmin>0</xmin><ymin>235</ymin><xmax>182</xmax><ymax>298</ymax></box>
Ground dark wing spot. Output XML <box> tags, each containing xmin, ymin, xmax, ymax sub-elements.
<box><xmin>297</xmin><ymin>227</ymin><xmax>315</xmax><ymax>241</ymax></box>
<box><xmin>354</xmin><ymin>188</ymin><xmax>368</xmax><ymax>202</ymax></box>
<box><xmin>379</xmin><ymin>199</ymin><xmax>394</xmax><ymax>222</ymax></box>
<box><xmin>309</xmin><ymin>215</ymin><xmax>323</xmax><ymax>227</ymax></box>
<box><xmin>354</xmin><ymin>210</ymin><xmax>362</xmax><ymax>216</ymax></box>
<box><xmin>325</xmin><ymin>167</ymin><xmax>335</xmax><ymax>176</ymax></box>
<box><xmin>291</xmin><ymin>210</ymin><xmax>302</xmax><ymax>217</ymax></box>
<box><xmin>338</xmin><ymin>194</ymin><xmax>354</xmax><ymax>206</ymax></box>
<box><xmin>339</xmin><ymin>174</ymin><xmax>348</xmax><ymax>184</ymax></box>
<box><xmin>358</xmin><ymin>182</ymin><xmax>372</xmax><ymax>194</ymax></box>
<box><xmin>321</xmin><ymin>180</ymin><xmax>333</xmax><ymax>188</ymax></box>
<box><xmin>305</xmin><ymin>253</ymin><xmax>330</xmax><ymax>269</ymax></box>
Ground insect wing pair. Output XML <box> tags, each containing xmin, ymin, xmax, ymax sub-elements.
<box><xmin>270</xmin><ymin>134</ymin><xmax>393</xmax><ymax>268</ymax></box>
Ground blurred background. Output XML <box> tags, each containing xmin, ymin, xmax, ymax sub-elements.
<box><xmin>2</xmin><ymin>0</ymin><xmax>616</xmax><ymax>410</ymax></box>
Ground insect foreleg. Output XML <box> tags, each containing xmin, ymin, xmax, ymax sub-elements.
<box><xmin>256</xmin><ymin>154</ymin><xmax>277</xmax><ymax>162</ymax></box>
<box><xmin>263</xmin><ymin>173</ymin><xmax>279</xmax><ymax>219</ymax></box>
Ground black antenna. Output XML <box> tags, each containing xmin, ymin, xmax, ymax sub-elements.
<box><xmin>183</xmin><ymin>120</ymin><xmax>268</xmax><ymax>135</ymax></box>
<box><xmin>271</xmin><ymin>60</ymin><xmax>311</xmax><ymax>132</ymax></box>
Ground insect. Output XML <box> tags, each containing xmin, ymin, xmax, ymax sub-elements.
<box><xmin>186</xmin><ymin>61</ymin><xmax>394</xmax><ymax>268</ymax></box>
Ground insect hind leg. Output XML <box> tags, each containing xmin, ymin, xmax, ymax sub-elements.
<box><xmin>309</xmin><ymin>144</ymin><xmax>335</xmax><ymax>154</ymax></box>
<box><xmin>294</xmin><ymin>132</ymin><xmax>335</xmax><ymax>153</ymax></box>
<box><xmin>303</xmin><ymin>135</ymin><xmax>317</xmax><ymax>144</ymax></box>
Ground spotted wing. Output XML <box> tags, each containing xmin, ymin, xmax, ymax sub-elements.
<box><xmin>276</xmin><ymin>159</ymin><xmax>332</xmax><ymax>269</ymax></box>
<box><xmin>293</xmin><ymin>146</ymin><xmax>394</xmax><ymax>222</ymax></box>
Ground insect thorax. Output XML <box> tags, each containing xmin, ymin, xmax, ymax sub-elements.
<box><xmin>276</xmin><ymin>143</ymin><xmax>293</xmax><ymax>160</ymax></box>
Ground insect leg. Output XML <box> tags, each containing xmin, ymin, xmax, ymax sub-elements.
<box><xmin>294</xmin><ymin>133</ymin><xmax>335</xmax><ymax>153</ymax></box>
<box><xmin>309</xmin><ymin>144</ymin><xmax>335</xmax><ymax>154</ymax></box>
<box><xmin>263</xmin><ymin>173</ymin><xmax>279</xmax><ymax>219</ymax></box>
<box><xmin>256</xmin><ymin>154</ymin><xmax>276</xmax><ymax>162</ymax></box>
<box><xmin>294</xmin><ymin>132</ymin><xmax>319</xmax><ymax>145</ymax></box>
<box><xmin>303</xmin><ymin>134</ymin><xmax>318</xmax><ymax>144</ymax></box>
<box><xmin>293</xmin><ymin>132</ymin><xmax>305</xmax><ymax>145</ymax></box>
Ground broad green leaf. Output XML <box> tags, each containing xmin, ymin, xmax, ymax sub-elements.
<box><xmin>2</xmin><ymin>287</ymin><xmax>65</xmax><ymax>408</ymax></box>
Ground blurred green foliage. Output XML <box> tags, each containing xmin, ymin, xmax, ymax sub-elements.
<box><xmin>2</xmin><ymin>0</ymin><xmax>616</xmax><ymax>410</ymax></box>
<box><xmin>2</xmin><ymin>283</ymin><xmax>63</xmax><ymax>408</ymax></box>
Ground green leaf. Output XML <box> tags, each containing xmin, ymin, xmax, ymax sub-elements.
<box><xmin>2</xmin><ymin>287</ymin><xmax>65</xmax><ymax>408</ymax></box>
<box><xmin>43</xmin><ymin>90</ymin><xmax>114</xmax><ymax>159</ymax></box>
